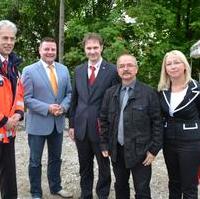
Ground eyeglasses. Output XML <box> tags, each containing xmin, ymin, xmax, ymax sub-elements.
<box><xmin>166</xmin><ymin>61</ymin><xmax>183</xmax><ymax>67</ymax></box>
<box><xmin>118</xmin><ymin>63</ymin><xmax>136</xmax><ymax>69</ymax></box>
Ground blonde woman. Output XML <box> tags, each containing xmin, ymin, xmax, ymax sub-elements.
<box><xmin>158</xmin><ymin>50</ymin><xmax>200</xmax><ymax>199</ymax></box>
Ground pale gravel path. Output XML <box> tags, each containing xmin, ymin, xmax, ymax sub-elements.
<box><xmin>15</xmin><ymin>124</ymin><xmax>200</xmax><ymax>199</ymax></box>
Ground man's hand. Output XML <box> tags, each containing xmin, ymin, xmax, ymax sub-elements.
<box><xmin>5</xmin><ymin>113</ymin><xmax>22</xmax><ymax>130</ymax></box>
<box><xmin>49</xmin><ymin>104</ymin><xmax>64</xmax><ymax>116</ymax></box>
<box><xmin>11</xmin><ymin>113</ymin><xmax>21</xmax><ymax>122</ymax></box>
<box><xmin>54</xmin><ymin>106</ymin><xmax>64</xmax><ymax>116</ymax></box>
<box><xmin>49</xmin><ymin>104</ymin><xmax>61</xmax><ymax>115</ymax></box>
<box><xmin>5</xmin><ymin>118</ymin><xmax>17</xmax><ymax>130</ymax></box>
<box><xmin>68</xmin><ymin>128</ymin><xmax>75</xmax><ymax>141</ymax></box>
<box><xmin>101</xmin><ymin>150</ymin><xmax>109</xmax><ymax>157</ymax></box>
<box><xmin>142</xmin><ymin>151</ymin><xmax>155</xmax><ymax>166</ymax></box>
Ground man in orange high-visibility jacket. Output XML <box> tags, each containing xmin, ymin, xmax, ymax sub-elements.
<box><xmin>0</xmin><ymin>20</ymin><xmax>24</xmax><ymax>199</ymax></box>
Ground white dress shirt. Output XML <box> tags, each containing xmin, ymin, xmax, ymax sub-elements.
<box><xmin>40</xmin><ymin>59</ymin><xmax>58</xmax><ymax>83</ymax></box>
<box><xmin>87</xmin><ymin>57</ymin><xmax>102</xmax><ymax>79</ymax></box>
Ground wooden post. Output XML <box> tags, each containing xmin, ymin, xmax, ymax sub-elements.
<box><xmin>59</xmin><ymin>0</ymin><xmax>65</xmax><ymax>63</ymax></box>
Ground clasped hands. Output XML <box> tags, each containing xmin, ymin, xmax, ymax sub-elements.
<box><xmin>48</xmin><ymin>104</ymin><xmax>64</xmax><ymax>116</ymax></box>
<box><xmin>5</xmin><ymin>113</ymin><xmax>21</xmax><ymax>131</ymax></box>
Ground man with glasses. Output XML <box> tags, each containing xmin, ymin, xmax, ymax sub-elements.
<box><xmin>99</xmin><ymin>54</ymin><xmax>163</xmax><ymax>199</ymax></box>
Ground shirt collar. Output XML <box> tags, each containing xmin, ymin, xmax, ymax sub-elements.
<box><xmin>88</xmin><ymin>57</ymin><xmax>102</xmax><ymax>69</ymax></box>
<box><xmin>121</xmin><ymin>79</ymin><xmax>136</xmax><ymax>90</ymax></box>
<box><xmin>40</xmin><ymin>59</ymin><xmax>55</xmax><ymax>68</ymax></box>
<box><xmin>0</xmin><ymin>54</ymin><xmax>8</xmax><ymax>63</ymax></box>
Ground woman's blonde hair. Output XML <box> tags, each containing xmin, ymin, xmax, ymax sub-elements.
<box><xmin>157</xmin><ymin>50</ymin><xmax>192</xmax><ymax>91</ymax></box>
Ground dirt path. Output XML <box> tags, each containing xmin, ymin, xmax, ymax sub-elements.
<box><xmin>15</xmin><ymin>127</ymin><xmax>199</xmax><ymax>199</ymax></box>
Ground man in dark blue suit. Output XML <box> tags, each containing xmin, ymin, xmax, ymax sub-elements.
<box><xmin>69</xmin><ymin>33</ymin><xmax>119</xmax><ymax>199</ymax></box>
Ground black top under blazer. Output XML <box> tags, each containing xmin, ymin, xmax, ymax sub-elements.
<box><xmin>159</xmin><ymin>79</ymin><xmax>200</xmax><ymax>141</ymax></box>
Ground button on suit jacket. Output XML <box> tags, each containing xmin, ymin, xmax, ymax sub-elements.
<box><xmin>22</xmin><ymin>60</ymin><xmax>72</xmax><ymax>135</ymax></box>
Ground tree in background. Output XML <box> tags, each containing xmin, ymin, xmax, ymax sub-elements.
<box><xmin>0</xmin><ymin>0</ymin><xmax>60</xmax><ymax>69</ymax></box>
<box><xmin>0</xmin><ymin>0</ymin><xmax>199</xmax><ymax>86</ymax></box>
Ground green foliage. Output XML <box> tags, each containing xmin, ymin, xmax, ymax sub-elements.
<box><xmin>64</xmin><ymin>47</ymin><xmax>85</xmax><ymax>74</ymax></box>
<box><xmin>114</xmin><ymin>1</ymin><xmax>175</xmax><ymax>86</ymax></box>
<box><xmin>65</xmin><ymin>9</ymin><xmax>126</xmax><ymax>66</ymax></box>
<box><xmin>0</xmin><ymin>0</ymin><xmax>200</xmax><ymax>86</ymax></box>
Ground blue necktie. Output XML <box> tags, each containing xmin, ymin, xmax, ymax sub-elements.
<box><xmin>118</xmin><ymin>87</ymin><xmax>129</xmax><ymax>145</ymax></box>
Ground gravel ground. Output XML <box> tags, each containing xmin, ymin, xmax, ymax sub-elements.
<box><xmin>14</xmin><ymin>122</ymin><xmax>199</xmax><ymax>199</ymax></box>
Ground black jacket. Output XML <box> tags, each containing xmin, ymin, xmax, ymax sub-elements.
<box><xmin>69</xmin><ymin>60</ymin><xmax>119</xmax><ymax>142</ymax></box>
<box><xmin>159</xmin><ymin>79</ymin><xmax>200</xmax><ymax>141</ymax></box>
<box><xmin>100</xmin><ymin>80</ymin><xmax>163</xmax><ymax>168</ymax></box>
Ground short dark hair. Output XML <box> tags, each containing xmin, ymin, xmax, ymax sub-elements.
<box><xmin>40</xmin><ymin>37</ymin><xmax>57</xmax><ymax>45</ymax></box>
<box><xmin>82</xmin><ymin>32</ymin><xmax>103</xmax><ymax>46</ymax></box>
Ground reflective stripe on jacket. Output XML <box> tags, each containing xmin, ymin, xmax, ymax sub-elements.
<box><xmin>0</xmin><ymin>73</ymin><xmax>24</xmax><ymax>143</ymax></box>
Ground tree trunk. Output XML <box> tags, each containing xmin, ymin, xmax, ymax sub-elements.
<box><xmin>185</xmin><ymin>0</ymin><xmax>192</xmax><ymax>39</ymax></box>
<box><xmin>59</xmin><ymin>0</ymin><xmax>65</xmax><ymax>63</ymax></box>
<box><xmin>176</xmin><ymin>0</ymin><xmax>182</xmax><ymax>29</ymax></box>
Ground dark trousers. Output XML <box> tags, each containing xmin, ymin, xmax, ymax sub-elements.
<box><xmin>163</xmin><ymin>141</ymin><xmax>200</xmax><ymax>199</ymax></box>
<box><xmin>28</xmin><ymin>128</ymin><xmax>63</xmax><ymax>198</ymax></box>
<box><xmin>0</xmin><ymin>137</ymin><xmax>17</xmax><ymax>199</ymax></box>
<box><xmin>76</xmin><ymin>135</ymin><xmax>111</xmax><ymax>199</ymax></box>
<box><xmin>112</xmin><ymin>144</ymin><xmax>151</xmax><ymax>199</ymax></box>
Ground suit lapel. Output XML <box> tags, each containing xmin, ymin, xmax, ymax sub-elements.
<box><xmin>80</xmin><ymin>62</ymin><xmax>89</xmax><ymax>98</ymax></box>
<box><xmin>55</xmin><ymin>63</ymin><xmax>62</xmax><ymax>96</ymax></box>
<box><xmin>162</xmin><ymin>80</ymin><xmax>200</xmax><ymax>114</ymax></box>
<box><xmin>94</xmin><ymin>60</ymin><xmax>107</xmax><ymax>86</ymax></box>
<box><xmin>37</xmin><ymin>61</ymin><xmax>55</xmax><ymax>96</ymax></box>
<box><xmin>174</xmin><ymin>80</ymin><xmax>200</xmax><ymax>113</ymax></box>
<box><xmin>126</xmin><ymin>80</ymin><xmax>141</xmax><ymax>105</ymax></box>
<box><xmin>162</xmin><ymin>90</ymin><xmax>171</xmax><ymax>110</ymax></box>
<box><xmin>89</xmin><ymin>60</ymin><xmax>108</xmax><ymax>98</ymax></box>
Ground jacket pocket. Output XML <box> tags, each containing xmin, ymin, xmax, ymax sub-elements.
<box><xmin>182</xmin><ymin>122</ymin><xmax>200</xmax><ymax>139</ymax></box>
<box><xmin>132</xmin><ymin>105</ymin><xmax>147</xmax><ymax>111</ymax></box>
<box><xmin>132</xmin><ymin>105</ymin><xmax>147</xmax><ymax>116</ymax></box>
<box><xmin>132</xmin><ymin>105</ymin><xmax>149</xmax><ymax>128</ymax></box>
<box><xmin>183</xmin><ymin>123</ymin><xmax>198</xmax><ymax>130</ymax></box>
